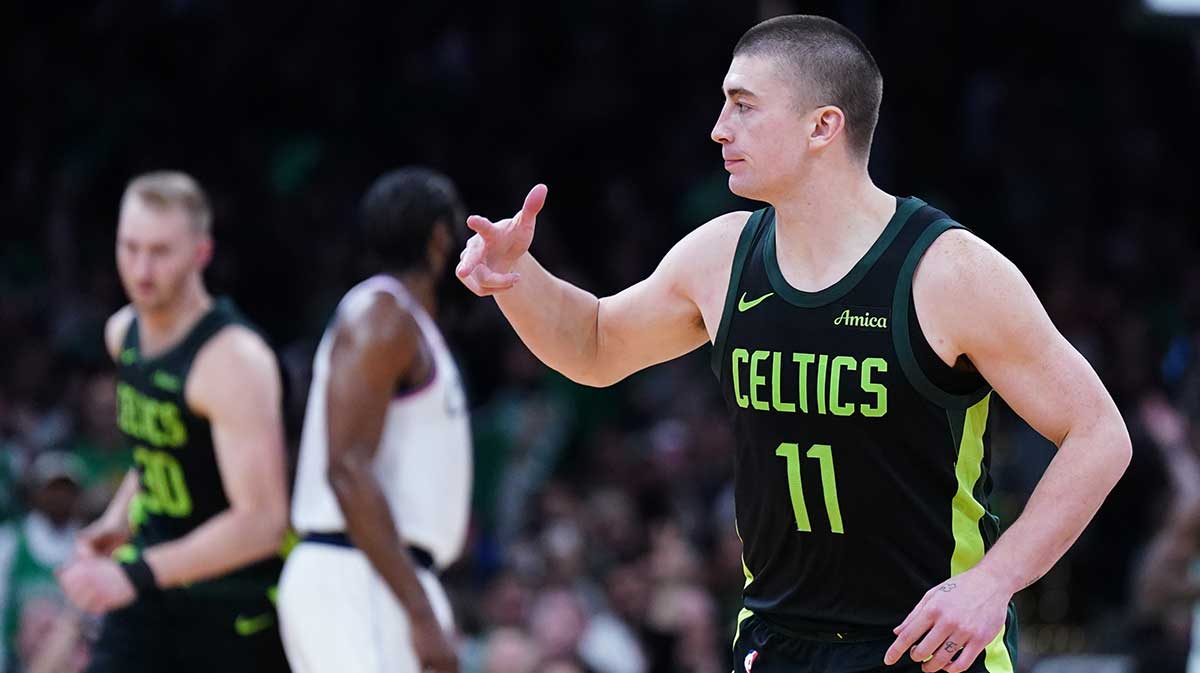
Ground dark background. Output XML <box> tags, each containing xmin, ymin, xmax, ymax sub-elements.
<box><xmin>2</xmin><ymin>2</ymin><xmax>1199</xmax><ymax>672</ymax></box>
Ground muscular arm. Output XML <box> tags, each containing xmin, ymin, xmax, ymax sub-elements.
<box><xmin>141</xmin><ymin>327</ymin><xmax>289</xmax><ymax>588</ymax></box>
<box><xmin>465</xmin><ymin>201</ymin><xmax>747</xmax><ymax>386</ymax></box>
<box><xmin>888</xmin><ymin>231</ymin><xmax>1131</xmax><ymax>671</ymax></box>
<box><xmin>918</xmin><ymin>231</ymin><xmax>1131</xmax><ymax>593</ymax></box>
<box><xmin>323</xmin><ymin>293</ymin><xmax>441</xmax><ymax>626</ymax></box>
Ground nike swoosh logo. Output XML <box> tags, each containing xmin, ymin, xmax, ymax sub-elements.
<box><xmin>738</xmin><ymin>292</ymin><xmax>774</xmax><ymax>312</ymax></box>
<box><xmin>234</xmin><ymin>613</ymin><xmax>275</xmax><ymax>637</ymax></box>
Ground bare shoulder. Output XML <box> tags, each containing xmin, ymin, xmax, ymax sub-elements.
<box><xmin>913</xmin><ymin>227</ymin><xmax>1041</xmax><ymax>360</ymax></box>
<box><xmin>104</xmin><ymin>305</ymin><xmax>136</xmax><ymax>361</ymax></box>
<box><xmin>913</xmin><ymin>227</ymin><xmax>1025</xmax><ymax>305</ymax></box>
<box><xmin>187</xmin><ymin>325</ymin><xmax>282</xmax><ymax>417</ymax></box>
<box><xmin>334</xmin><ymin>289</ymin><xmax>421</xmax><ymax>348</ymax></box>
<box><xmin>667</xmin><ymin>210</ymin><xmax>753</xmax><ymax>291</ymax></box>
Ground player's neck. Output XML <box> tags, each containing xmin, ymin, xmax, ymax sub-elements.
<box><xmin>769</xmin><ymin>166</ymin><xmax>895</xmax><ymax>292</ymax></box>
<box><xmin>137</xmin><ymin>280</ymin><xmax>213</xmax><ymax>355</ymax></box>
<box><xmin>389</xmin><ymin>270</ymin><xmax>437</xmax><ymax>317</ymax></box>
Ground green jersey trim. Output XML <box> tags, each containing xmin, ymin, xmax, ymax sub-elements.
<box><xmin>948</xmin><ymin>394</ymin><xmax>1014</xmax><ymax>673</ymax></box>
<box><xmin>892</xmin><ymin>219</ymin><xmax>992</xmax><ymax>409</ymax></box>
<box><xmin>733</xmin><ymin>519</ymin><xmax>756</xmax><ymax>650</ymax></box>
<box><xmin>712</xmin><ymin>211</ymin><xmax>769</xmax><ymax>380</ymax></box>
<box><xmin>762</xmin><ymin>197</ymin><xmax>923</xmax><ymax>309</ymax></box>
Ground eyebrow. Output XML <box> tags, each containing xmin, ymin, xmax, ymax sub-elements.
<box><xmin>724</xmin><ymin>86</ymin><xmax>757</xmax><ymax>99</ymax></box>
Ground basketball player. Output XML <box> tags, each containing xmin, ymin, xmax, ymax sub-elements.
<box><xmin>278</xmin><ymin>168</ymin><xmax>471</xmax><ymax>673</ymax></box>
<box><xmin>454</xmin><ymin>15</ymin><xmax>1131</xmax><ymax>673</ymax></box>
<box><xmin>58</xmin><ymin>171</ymin><xmax>291</xmax><ymax>673</ymax></box>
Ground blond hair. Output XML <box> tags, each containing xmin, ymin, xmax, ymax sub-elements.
<box><xmin>122</xmin><ymin>171</ymin><xmax>212</xmax><ymax>234</ymax></box>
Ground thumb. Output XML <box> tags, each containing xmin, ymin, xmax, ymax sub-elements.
<box><xmin>518</xmin><ymin>184</ymin><xmax>548</xmax><ymax>223</ymax></box>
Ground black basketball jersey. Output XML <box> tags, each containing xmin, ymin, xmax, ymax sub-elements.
<box><xmin>116</xmin><ymin>298</ymin><xmax>281</xmax><ymax>589</ymax></box>
<box><xmin>712</xmin><ymin>197</ymin><xmax>1005</xmax><ymax>638</ymax></box>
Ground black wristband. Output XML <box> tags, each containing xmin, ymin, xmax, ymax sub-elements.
<box><xmin>119</xmin><ymin>557</ymin><xmax>160</xmax><ymax>596</ymax></box>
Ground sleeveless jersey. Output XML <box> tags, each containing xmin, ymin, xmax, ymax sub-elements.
<box><xmin>713</xmin><ymin>198</ymin><xmax>1010</xmax><ymax>641</ymax></box>
<box><xmin>291</xmin><ymin>275</ymin><xmax>472</xmax><ymax>570</ymax></box>
<box><xmin>116</xmin><ymin>298</ymin><xmax>282</xmax><ymax>588</ymax></box>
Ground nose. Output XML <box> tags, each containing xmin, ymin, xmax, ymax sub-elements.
<box><xmin>133</xmin><ymin>252</ymin><xmax>153</xmax><ymax>280</ymax></box>
<box><xmin>711</xmin><ymin>102</ymin><xmax>732</xmax><ymax>145</ymax></box>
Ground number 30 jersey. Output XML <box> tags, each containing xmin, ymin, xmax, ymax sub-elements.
<box><xmin>115</xmin><ymin>298</ymin><xmax>282</xmax><ymax>587</ymax></box>
<box><xmin>713</xmin><ymin>198</ymin><xmax>999</xmax><ymax>635</ymax></box>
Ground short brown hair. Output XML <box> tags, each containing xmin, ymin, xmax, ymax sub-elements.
<box><xmin>122</xmin><ymin>171</ymin><xmax>212</xmax><ymax>234</ymax></box>
<box><xmin>734</xmin><ymin>15</ymin><xmax>883</xmax><ymax>160</ymax></box>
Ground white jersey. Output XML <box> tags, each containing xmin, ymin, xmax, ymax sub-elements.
<box><xmin>291</xmin><ymin>275</ymin><xmax>472</xmax><ymax>569</ymax></box>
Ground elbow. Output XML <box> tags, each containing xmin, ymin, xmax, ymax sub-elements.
<box><xmin>326</xmin><ymin>454</ymin><xmax>367</xmax><ymax>503</ymax></box>
<box><xmin>1114</xmin><ymin>423</ymin><xmax>1134</xmax><ymax>477</ymax></box>
<box><xmin>1096</xmin><ymin>413</ymin><xmax>1133</xmax><ymax>484</ymax></box>
<box><xmin>564</xmin><ymin>368</ymin><xmax>622</xmax><ymax>388</ymax></box>
<box><xmin>565</xmin><ymin>353</ymin><xmax>625</xmax><ymax>388</ymax></box>
<box><xmin>262</xmin><ymin>503</ymin><xmax>289</xmax><ymax>552</ymax></box>
<box><xmin>234</xmin><ymin>498</ymin><xmax>288</xmax><ymax>561</ymax></box>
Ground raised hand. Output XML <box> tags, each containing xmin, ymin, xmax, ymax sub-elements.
<box><xmin>455</xmin><ymin>184</ymin><xmax>547</xmax><ymax>296</ymax></box>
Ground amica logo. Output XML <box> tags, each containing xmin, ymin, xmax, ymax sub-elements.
<box><xmin>833</xmin><ymin>309</ymin><xmax>887</xmax><ymax>329</ymax></box>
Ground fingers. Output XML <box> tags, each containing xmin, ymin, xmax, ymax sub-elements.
<box><xmin>885</xmin><ymin>606</ymin><xmax>933</xmax><ymax>665</ymax></box>
<box><xmin>920</xmin><ymin>632</ymin><xmax>967</xmax><ymax>672</ymax></box>
<box><xmin>458</xmin><ymin>266</ymin><xmax>519</xmax><ymax>297</ymax></box>
<box><xmin>465</xmin><ymin>215</ymin><xmax>500</xmax><ymax>239</ymax></box>
<box><xmin>74</xmin><ymin>539</ymin><xmax>99</xmax><ymax>559</ymax></box>
<box><xmin>894</xmin><ymin>594</ymin><xmax>929</xmax><ymax>635</ymax></box>
<box><xmin>944</xmin><ymin>640</ymin><xmax>986</xmax><ymax>673</ymax></box>
<box><xmin>520</xmin><ymin>184</ymin><xmax>548</xmax><ymax>221</ymax></box>
<box><xmin>910</xmin><ymin>620</ymin><xmax>955</xmax><ymax>663</ymax></box>
<box><xmin>455</xmin><ymin>236</ymin><xmax>486</xmax><ymax>280</ymax></box>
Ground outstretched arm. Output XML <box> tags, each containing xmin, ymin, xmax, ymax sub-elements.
<box><xmin>886</xmin><ymin>230</ymin><xmax>1131</xmax><ymax>672</ymax></box>
<box><xmin>456</xmin><ymin>185</ymin><xmax>744</xmax><ymax>386</ymax></box>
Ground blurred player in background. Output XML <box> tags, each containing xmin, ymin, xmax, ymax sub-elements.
<box><xmin>279</xmin><ymin>168</ymin><xmax>471</xmax><ymax>673</ymax></box>
<box><xmin>455</xmin><ymin>15</ymin><xmax>1131</xmax><ymax>673</ymax></box>
<box><xmin>58</xmin><ymin>171</ymin><xmax>291</xmax><ymax>673</ymax></box>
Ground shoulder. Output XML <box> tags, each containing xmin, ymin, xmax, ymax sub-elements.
<box><xmin>335</xmin><ymin>289</ymin><xmax>420</xmax><ymax>347</ymax></box>
<box><xmin>104</xmin><ymin>305</ymin><xmax>137</xmax><ymax>361</ymax></box>
<box><xmin>674</xmin><ymin>210</ymin><xmax>754</xmax><ymax>255</ymax></box>
<box><xmin>913</xmin><ymin>227</ymin><xmax>1024</xmax><ymax>304</ymax></box>
<box><xmin>913</xmin><ymin>226</ymin><xmax>1040</xmax><ymax>356</ymax></box>
<box><xmin>663</xmin><ymin>210</ymin><xmax>754</xmax><ymax>284</ymax></box>
<box><xmin>187</xmin><ymin>324</ymin><xmax>282</xmax><ymax>415</ymax></box>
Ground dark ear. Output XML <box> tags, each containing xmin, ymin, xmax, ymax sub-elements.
<box><xmin>427</xmin><ymin>220</ymin><xmax>454</xmax><ymax>272</ymax></box>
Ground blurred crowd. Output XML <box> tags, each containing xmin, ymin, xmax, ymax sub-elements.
<box><xmin>3</xmin><ymin>2</ymin><xmax>1200</xmax><ymax>673</ymax></box>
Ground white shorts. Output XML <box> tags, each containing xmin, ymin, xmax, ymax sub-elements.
<box><xmin>277</xmin><ymin>542</ymin><xmax>454</xmax><ymax>673</ymax></box>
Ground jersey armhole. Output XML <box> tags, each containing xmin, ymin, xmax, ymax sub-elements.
<box><xmin>891</xmin><ymin>219</ymin><xmax>993</xmax><ymax>410</ymax></box>
<box><xmin>711</xmin><ymin>210</ymin><xmax>767</xmax><ymax>380</ymax></box>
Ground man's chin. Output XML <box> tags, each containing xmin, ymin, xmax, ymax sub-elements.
<box><xmin>727</xmin><ymin>177</ymin><xmax>762</xmax><ymax>201</ymax></box>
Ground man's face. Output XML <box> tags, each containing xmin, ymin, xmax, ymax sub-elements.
<box><xmin>711</xmin><ymin>54</ymin><xmax>817</xmax><ymax>202</ymax></box>
<box><xmin>115</xmin><ymin>198</ymin><xmax>210</xmax><ymax>313</ymax></box>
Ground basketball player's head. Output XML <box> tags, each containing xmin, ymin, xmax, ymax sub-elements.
<box><xmin>116</xmin><ymin>171</ymin><xmax>213</xmax><ymax>313</ymax></box>
<box><xmin>360</xmin><ymin>167</ymin><xmax>464</xmax><ymax>279</ymax></box>
<box><xmin>712</xmin><ymin>15</ymin><xmax>883</xmax><ymax>201</ymax></box>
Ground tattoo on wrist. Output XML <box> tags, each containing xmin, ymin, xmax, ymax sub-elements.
<box><xmin>938</xmin><ymin>582</ymin><xmax>957</xmax><ymax>593</ymax></box>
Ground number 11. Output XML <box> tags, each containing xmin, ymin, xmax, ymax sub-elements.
<box><xmin>775</xmin><ymin>443</ymin><xmax>844</xmax><ymax>534</ymax></box>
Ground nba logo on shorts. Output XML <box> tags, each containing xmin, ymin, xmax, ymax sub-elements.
<box><xmin>744</xmin><ymin>649</ymin><xmax>759</xmax><ymax>672</ymax></box>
